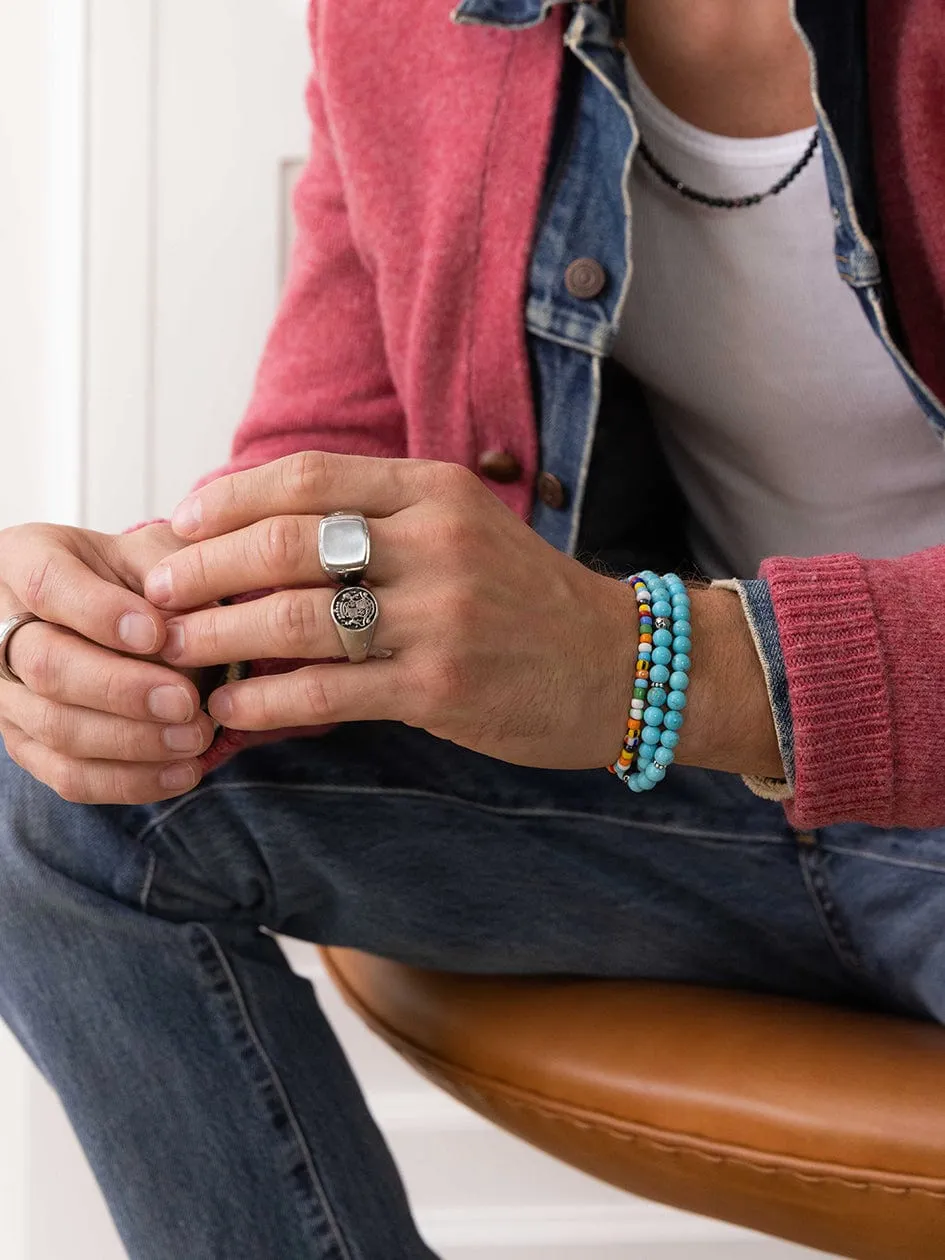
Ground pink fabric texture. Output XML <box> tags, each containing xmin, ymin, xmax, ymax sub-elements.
<box><xmin>869</xmin><ymin>0</ymin><xmax>945</xmax><ymax>409</ymax></box>
<box><xmin>156</xmin><ymin>0</ymin><xmax>945</xmax><ymax>828</ymax></box>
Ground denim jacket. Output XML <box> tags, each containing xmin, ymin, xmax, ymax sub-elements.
<box><xmin>452</xmin><ymin>0</ymin><xmax>945</xmax><ymax>796</ymax></box>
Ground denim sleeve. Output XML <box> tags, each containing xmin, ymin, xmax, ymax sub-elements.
<box><xmin>710</xmin><ymin>578</ymin><xmax>795</xmax><ymax>800</ymax></box>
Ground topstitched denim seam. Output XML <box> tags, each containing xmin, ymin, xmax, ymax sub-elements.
<box><xmin>816</xmin><ymin>844</ymin><xmax>945</xmax><ymax>879</ymax></box>
<box><xmin>134</xmin><ymin>780</ymin><xmax>788</xmax><ymax>846</ymax></box>
<box><xmin>138</xmin><ymin>850</ymin><xmax>157</xmax><ymax>913</ymax></box>
<box><xmin>192</xmin><ymin>924</ymin><xmax>354</xmax><ymax>1260</ymax></box>
<box><xmin>797</xmin><ymin>847</ymin><xmax>866</xmax><ymax>975</ymax></box>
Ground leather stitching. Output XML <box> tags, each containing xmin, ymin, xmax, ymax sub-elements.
<box><xmin>441</xmin><ymin>1074</ymin><xmax>945</xmax><ymax>1200</ymax></box>
<box><xmin>323</xmin><ymin>953</ymin><xmax>945</xmax><ymax>1202</ymax></box>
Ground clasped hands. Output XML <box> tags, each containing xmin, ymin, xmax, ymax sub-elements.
<box><xmin>0</xmin><ymin>452</ymin><xmax>656</xmax><ymax>806</ymax></box>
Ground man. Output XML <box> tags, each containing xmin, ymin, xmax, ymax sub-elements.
<box><xmin>1</xmin><ymin>1</ymin><xmax>944</xmax><ymax>1255</ymax></box>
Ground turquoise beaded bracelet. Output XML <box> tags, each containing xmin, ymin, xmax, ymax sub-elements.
<box><xmin>611</xmin><ymin>570</ymin><xmax>691</xmax><ymax>793</ymax></box>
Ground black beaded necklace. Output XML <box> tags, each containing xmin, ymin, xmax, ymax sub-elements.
<box><xmin>613</xmin><ymin>30</ymin><xmax>822</xmax><ymax>211</ymax></box>
<box><xmin>635</xmin><ymin>129</ymin><xmax>821</xmax><ymax>210</ymax></box>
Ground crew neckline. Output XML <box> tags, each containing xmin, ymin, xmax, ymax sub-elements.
<box><xmin>623</xmin><ymin>50</ymin><xmax>817</xmax><ymax>169</ymax></box>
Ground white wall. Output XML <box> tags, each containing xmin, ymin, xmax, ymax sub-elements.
<box><xmin>0</xmin><ymin>2</ymin><xmax>52</xmax><ymax>530</ymax></box>
<box><xmin>0</xmin><ymin>3</ymin><xmax>830</xmax><ymax>1257</ymax></box>
<box><xmin>0</xmin><ymin>5</ymin><xmax>62</xmax><ymax>1256</ymax></box>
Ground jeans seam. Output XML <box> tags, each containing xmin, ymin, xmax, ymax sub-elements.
<box><xmin>138</xmin><ymin>850</ymin><xmax>157</xmax><ymax>913</ymax></box>
<box><xmin>797</xmin><ymin>845</ymin><xmax>865</xmax><ymax>975</ymax></box>
<box><xmin>192</xmin><ymin>925</ymin><xmax>354</xmax><ymax>1260</ymax></box>
<box><xmin>819</xmin><ymin>844</ymin><xmax>945</xmax><ymax>878</ymax></box>
<box><xmin>134</xmin><ymin>781</ymin><xmax>787</xmax><ymax>847</ymax></box>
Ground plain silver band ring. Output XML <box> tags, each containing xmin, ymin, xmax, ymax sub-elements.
<box><xmin>0</xmin><ymin>613</ymin><xmax>44</xmax><ymax>685</ymax></box>
<box><xmin>330</xmin><ymin>586</ymin><xmax>379</xmax><ymax>664</ymax></box>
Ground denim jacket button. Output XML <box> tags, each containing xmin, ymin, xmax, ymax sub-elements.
<box><xmin>564</xmin><ymin>257</ymin><xmax>607</xmax><ymax>300</ymax></box>
<box><xmin>537</xmin><ymin>471</ymin><xmax>567</xmax><ymax>510</ymax></box>
<box><xmin>478</xmin><ymin>450</ymin><xmax>523</xmax><ymax>483</ymax></box>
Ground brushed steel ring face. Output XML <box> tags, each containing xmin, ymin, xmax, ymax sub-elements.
<box><xmin>318</xmin><ymin>511</ymin><xmax>371</xmax><ymax>584</ymax></box>
<box><xmin>330</xmin><ymin>586</ymin><xmax>379</xmax><ymax>663</ymax></box>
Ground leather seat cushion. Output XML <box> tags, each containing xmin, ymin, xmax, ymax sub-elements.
<box><xmin>323</xmin><ymin>949</ymin><xmax>945</xmax><ymax>1259</ymax></box>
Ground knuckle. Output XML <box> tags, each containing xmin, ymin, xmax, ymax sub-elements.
<box><xmin>269</xmin><ymin>590</ymin><xmax>319</xmax><ymax>652</ymax></box>
<box><xmin>299</xmin><ymin>670</ymin><xmax>333</xmax><ymax>722</ymax></box>
<box><xmin>281</xmin><ymin>450</ymin><xmax>328</xmax><ymax>506</ymax></box>
<box><xmin>220</xmin><ymin>471</ymin><xmax>242</xmax><ymax>517</ymax></box>
<box><xmin>51</xmin><ymin>762</ymin><xmax>85</xmax><ymax>804</ymax></box>
<box><xmin>182</xmin><ymin>614</ymin><xmax>219</xmax><ymax>661</ymax></box>
<box><xmin>183</xmin><ymin>545</ymin><xmax>211</xmax><ymax>596</ymax></box>
<box><xmin>101</xmin><ymin>667</ymin><xmax>130</xmax><ymax>716</ymax></box>
<box><xmin>110</xmin><ymin>721</ymin><xmax>140</xmax><ymax>764</ymax></box>
<box><xmin>23</xmin><ymin>555</ymin><xmax>57</xmax><ymax>617</ymax></box>
<box><xmin>0</xmin><ymin>723</ymin><xmax>28</xmax><ymax>767</ymax></box>
<box><xmin>36</xmin><ymin>702</ymin><xmax>69</xmax><ymax>752</ymax></box>
<box><xmin>428</xmin><ymin>510</ymin><xmax>477</xmax><ymax>561</ymax></box>
<box><xmin>434</xmin><ymin>461</ymin><xmax>479</xmax><ymax>501</ymax></box>
<box><xmin>104</xmin><ymin>769</ymin><xmax>138</xmax><ymax>806</ymax></box>
<box><xmin>422</xmin><ymin>648</ymin><xmax>471</xmax><ymax>710</ymax></box>
<box><xmin>262</xmin><ymin>515</ymin><xmax>307</xmax><ymax>572</ymax></box>
<box><xmin>17</xmin><ymin>635</ymin><xmax>59</xmax><ymax>696</ymax></box>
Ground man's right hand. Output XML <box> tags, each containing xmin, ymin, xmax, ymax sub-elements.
<box><xmin>0</xmin><ymin>521</ymin><xmax>216</xmax><ymax>805</ymax></box>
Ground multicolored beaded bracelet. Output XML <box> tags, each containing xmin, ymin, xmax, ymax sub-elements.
<box><xmin>608</xmin><ymin>576</ymin><xmax>655</xmax><ymax>776</ymax></box>
<box><xmin>610</xmin><ymin>570</ymin><xmax>691</xmax><ymax>793</ymax></box>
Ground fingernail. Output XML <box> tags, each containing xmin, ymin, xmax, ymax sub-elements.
<box><xmin>160</xmin><ymin>764</ymin><xmax>198</xmax><ymax>794</ymax></box>
<box><xmin>148</xmin><ymin>685</ymin><xmax>194</xmax><ymax>723</ymax></box>
<box><xmin>162</xmin><ymin>623</ymin><xmax>185</xmax><ymax>662</ymax></box>
<box><xmin>172</xmin><ymin>495</ymin><xmax>202</xmax><ymax>536</ymax></box>
<box><xmin>209</xmin><ymin>691</ymin><xmax>233</xmax><ymax>723</ymax></box>
<box><xmin>162</xmin><ymin>724</ymin><xmax>203</xmax><ymax>753</ymax></box>
<box><xmin>146</xmin><ymin>566</ymin><xmax>173</xmax><ymax>606</ymax></box>
<box><xmin>118</xmin><ymin>612</ymin><xmax>159</xmax><ymax>653</ymax></box>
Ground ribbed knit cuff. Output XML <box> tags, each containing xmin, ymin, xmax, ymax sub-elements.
<box><xmin>760</xmin><ymin>553</ymin><xmax>893</xmax><ymax>829</ymax></box>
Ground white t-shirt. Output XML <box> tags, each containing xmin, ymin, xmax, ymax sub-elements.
<box><xmin>612</xmin><ymin>53</ymin><xmax>945</xmax><ymax>579</ymax></box>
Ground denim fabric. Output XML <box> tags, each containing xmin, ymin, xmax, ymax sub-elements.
<box><xmin>734</xmin><ymin>579</ymin><xmax>795</xmax><ymax>789</ymax></box>
<box><xmin>453</xmin><ymin>0</ymin><xmax>945</xmax><ymax>789</ymax></box>
<box><xmin>2</xmin><ymin>726</ymin><xmax>941</xmax><ymax>1257</ymax></box>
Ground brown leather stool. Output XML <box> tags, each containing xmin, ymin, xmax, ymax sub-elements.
<box><xmin>323</xmin><ymin>949</ymin><xmax>945</xmax><ymax>1259</ymax></box>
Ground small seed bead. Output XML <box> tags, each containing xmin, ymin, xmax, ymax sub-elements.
<box><xmin>608</xmin><ymin>577</ymin><xmax>655</xmax><ymax>777</ymax></box>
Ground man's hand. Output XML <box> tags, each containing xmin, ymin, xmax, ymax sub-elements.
<box><xmin>143</xmin><ymin>451</ymin><xmax>643</xmax><ymax>770</ymax></box>
<box><xmin>0</xmin><ymin>522</ymin><xmax>214</xmax><ymax>804</ymax></box>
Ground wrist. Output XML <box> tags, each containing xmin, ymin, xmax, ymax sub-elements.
<box><xmin>674</xmin><ymin>584</ymin><xmax>784</xmax><ymax>778</ymax></box>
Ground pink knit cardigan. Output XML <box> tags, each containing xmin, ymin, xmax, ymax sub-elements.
<box><xmin>188</xmin><ymin>0</ymin><xmax>945</xmax><ymax>831</ymax></box>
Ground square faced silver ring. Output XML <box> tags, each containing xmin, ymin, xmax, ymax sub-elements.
<box><xmin>318</xmin><ymin>511</ymin><xmax>371</xmax><ymax>585</ymax></box>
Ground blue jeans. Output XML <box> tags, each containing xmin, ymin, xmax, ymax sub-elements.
<box><xmin>1</xmin><ymin>724</ymin><xmax>943</xmax><ymax>1259</ymax></box>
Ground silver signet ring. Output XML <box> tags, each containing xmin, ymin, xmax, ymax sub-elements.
<box><xmin>318</xmin><ymin>511</ymin><xmax>371</xmax><ymax>585</ymax></box>
<box><xmin>330</xmin><ymin>586</ymin><xmax>379</xmax><ymax>664</ymax></box>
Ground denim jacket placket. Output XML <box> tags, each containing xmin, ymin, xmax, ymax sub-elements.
<box><xmin>452</xmin><ymin>0</ymin><xmax>945</xmax><ymax>794</ymax></box>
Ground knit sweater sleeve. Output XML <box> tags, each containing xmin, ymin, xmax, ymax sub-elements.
<box><xmin>761</xmin><ymin>546</ymin><xmax>945</xmax><ymax>830</ymax></box>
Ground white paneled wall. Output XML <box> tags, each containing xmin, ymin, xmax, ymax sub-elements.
<box><xmin>0</xmin><ymin>2</ymin><xmax>833</xmax><ymax>1256</ymax></box>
